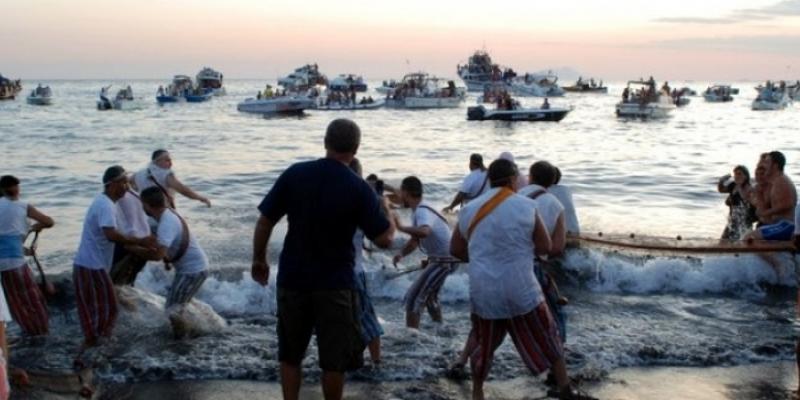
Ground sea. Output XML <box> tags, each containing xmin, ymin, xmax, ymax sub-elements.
<box><xmin>0</xmin><ymin>80</ymin><xmax>798</xmax><ymax>398</ymax></box>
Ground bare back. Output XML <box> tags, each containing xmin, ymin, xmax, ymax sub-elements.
<box><xmin>765</xmin><ymin>174</ymin><xmax>797</xmax><ymax>223</ymax></box>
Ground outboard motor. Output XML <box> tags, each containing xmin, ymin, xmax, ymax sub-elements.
<box><xmin>467</xmin><ymin>106</ymin><xmax>486</xmax><ymax>121</ymax></box>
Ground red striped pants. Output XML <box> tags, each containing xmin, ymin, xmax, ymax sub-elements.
<box><xmin>1</xmin><ymin>265</ymin><xmax>49</xmax><ymax>336</ymax></box>
<box><xmin>74</xmin><ymin>266</ymin><xmax>118</xmax><ymax>343</ymax></box>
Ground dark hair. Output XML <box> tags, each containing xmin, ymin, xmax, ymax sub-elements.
<box><xmin>365</xmin><ymin>173</ymin><xmax>378</xmax><ymax>182</ymax></box>
<box><xmin>529</xmin><ymin>161</ymin><xmax>556</xmax><ymax>187</ymax></box>
<box><xmin>733</xmin><ymin>165</ymin><xmax>751</xmax><ymax>184</ymax></box>
<box><xmin>349</xmin><ymin>158</ymin><xmax>363</xmax><ymax>177</ymax></box>
<box><xmin>400</xmin><ymin>176</ymin><xmax>423</xmax><ymax>198</ymax></box>
<box><xmin>324</xmin><ymin>119</ymin><xmax>361</xmax><ymax>154</ymax></box>
<box><xmin>140</xmin><ymin>187</ymin><xmax>166</xmax><ymax>208</ymax></box>
<box><xmin>0</xmin><ymin>175</ymin><xmax>20</xmax><ymax>190</ymax></box>
<box><xmin>553</xmin><ymin>167</ymin><xmax>562</xmax><ymax>185</ymax></box>
<box><xmin>152</xmin><ymin>149</ymin><xmax>169</xmax><ymax>161</ymax></box>
<box><xmin>470</xmin><ymin>153</ymin><xmax>485</xmax><ymax>169</ymax></box>
<box><xmin>768</xmin><ymin>151</ymin><xmax>786</xmax><ymax>171</ymax></box>
<box><xmin>488</xmin><ymin>159</ymin><xmax>518</xmax><ymax>188</ymax></box>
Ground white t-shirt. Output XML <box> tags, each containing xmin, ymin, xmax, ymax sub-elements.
<box><xmin>353</xmin><ymin>229</ymin><xmax>365</xmax><ymax>274</ymax></box>
<box><xmin>460</xmin><ymin>169</ymin><xmax>488</xmax><ymax>203</ymax></box>
<box><xmin>549</xmin><ymin>184</ymin><xmax>580</xmax><ymax>234</ymax></box>
<box><xmin>518</xmin><ymin>184</ymin><xmax>565</xmax><ymax>235</ymax></box>
<box><xmin>116</xmin><ymin>191</ymin><xmax>151</xmax><ymax>238</ymax></box>
<box><xmin>74</xmin><ymin>194</ymin><xmax>118</xmax><ymax>270</ymax></box>
<box><xmin>156</xmin><ymin>210</ymin><xmax>208</xmax><ymax>275</ymax></box>
<box><xmin>133</xmin><ymin>164</ymin><xmax>174</xmax><ymax>197</ymax></box>
<box><xmin>412</xmin><ymin>203</ymin><xmax>452</xmax><ymax>258</ymax></box>
<box><xmin>457</xmin><ymin>188</ymin><xmax>545</xmax><ymax>319</ymax></box>
<box><xmin>0</xmin><ymin>198</ymin><xmax>29</xmax><ymax>271</ymax></box>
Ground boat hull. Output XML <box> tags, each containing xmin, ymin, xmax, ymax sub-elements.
<box><xmin>26</xmin><ymin>96</ymin><xmax>52</xmax><ymax>106</ymax></box>
<box><xmin>467</xmin><ymin>105</ymin><xmax>571</xmax><ymax>121</ymax></box>
<box><xmin>237</xmin><ymin>97</ymin><xmax>315</xmax><ymax>114</ymax></box>
<box><xmin>185</xmin><ymin>92</ymin><xmax>213</xmax><ymax>103</ymax></box>
<box><xmin>563</xmin><ymin>86</ymin><xmax>608</xmax><ymax>94</ymax></box>
<box><xmin>703</xmin><ymin>94</ymin><xmax>733</xmax><ymax>102</ymax></box>
<box><xmin>314</xmin><ymin>100</ymin><xmax>385</xmax><ymax>111</ymax></box>
<box><xmin>156</xmin><ymin>95</ymin><xmax>182</xmax><ymax>103</ymax></box>
<box><xmin>386</xmin><ymin>97</ymin><xmax>464</xmax><ymax>109</ymax></box>
<box><xmin>751</xmin><ymin>99</ymin><xmax>790</xmax><ymax>111</ymax></box>
<box><xmin>615</xmin><ymin>102</ymin><xmax>675</xmax><ymax>119</ymax></box>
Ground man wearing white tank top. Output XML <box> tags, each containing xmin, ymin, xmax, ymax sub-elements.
<box><xmin>449</xmin><ymin>159</ymin><xmax>593</xmax><ymax>400</ymax></box>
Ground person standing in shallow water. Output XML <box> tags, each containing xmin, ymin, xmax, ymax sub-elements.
<box><xmin>131</xmin><ymin>149</ymin><xmax>212</xmax><ymax>209</ymax></box>
<box><xmin>716</xmin><ymin>165</ymin><xmax>755</xmax><ymax>240</ymax></box>
<box><xmin>252</xmin><ymin>119</ymin><xmax>395</xmax><ymax>400</ymax></box>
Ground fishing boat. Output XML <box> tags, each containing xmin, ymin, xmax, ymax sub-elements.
<box><xmin>751</xmin><ymin>83</ymin><xmax>791</xmax><ymax>111</ymax></box>
<box><xmin>384</xmin><ymin>73</ymin><xmax>465</xmax><ymax>109</ymax></box>
<box><xmin>0</xmin><ymin>74</ymin><xmax>22</xmax><ymax>100</ymax></box>
<box><xmin>616</xmin><ymin>79</ymin><xmax>676</xmax><ymax>119</ymax></box>
<box><xmin>278</xmin><ymin>64</ymin><xmax>327</xmax><ymax>89</ymax></box>
<box><xmin>26</xmin><ymin>84</ymin><xmax>53</xmax><ymax>106</ymax></box>
<box><xmin>562</xmin><ymin>77</ymin><xmax>608</xmax><ymax>93</ymax></box>
<box><xmin>467</xmin><ymin>103</ymin><xmax>572</xmax><ymax>121</ymax></box>
<box><xmin>156</xmin><ymin>75</ymin><xmax>194</xmax><ymax>103</ymax></box>
<box><xmin>97</xmin><ymin>85</ymin><xmax>141</xmax><ymax>110</ymax></box>
<box><xmin>510</xmin><ymin>73</ymin><xmax>565</xmax><ymax>97</ymax></box>
<box><xmin>457</xmin><ymin>50</ymin><xmax>516</xmax><ymax>92</ymax></box>
<box><xmin>196</xmin><ymin>67</ymin><xmax>225</xmax><ymax>96</ymax></box>
<box><xmin>328</xmin><ymin>74</ymin><xmax>367</xmax><ymax>92</ymax></box>
<box><xmin>703</xmin><ymin>85</ymin><xmax>734</xmax><ymax>102</ymax></box>
<box><xmin>375</xmin><ymin>79</ymin><xmax>399</xmax><ymax>94</ymax></box>
<box><xmin>237</xmin><ymin>95</ymin><xmax>315</xmax><ymax>114</ymax></box>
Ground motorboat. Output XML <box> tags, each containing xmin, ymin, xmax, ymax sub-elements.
<box><xmin>315</xmin><ymin>98</ymin><xmax>385</xmax><ymax>111</ymax></box>
<box><xmin>751</xmin><ymin>82</ymin><xmax>791</xmax><ymax>111</ymax></box>
<box><xmin>384</xmin><ymin>72</ymin><xmax>466</xmax><ymax>109</ymax></box>
<box><xmin>457</xmin><ymin>50</ymin><xmax>516</xmax><ymax>92</ymax></box>
<box><xmin>703</xmin><ymin>85</ymin><xmax>734</xmax><ymax>102</ymax></box>
<box><xmin>671</xmin><ymin>87</ymin><xmax>692</xmax><ymax>107</ymax></box>
<box><xmin>467</xmin><ymin>102</ymin><xmax>572</xmax><ymax>122</ymax></box>
<box><xmin>26</xmin><ymin>84</ymin><xmax>53</xmax><ymax>105</ymax></box>
<box><xmin>562</xmin><ymin>77</ymin><xmax>608</xmax><ymax>93</ymax></box>
<box><xmin>375</xmin><ymin>79</ymin><xmax>399</xmax><ymax>94</ymax></box>
<box><xmin>97</xmin><ymin>85</ymin><xmax>141</xmax><ymax>110</ymax></box>
<box><xmin>237</xmin><ymin>94</ymin><xmax>315</xmax><ymax>114</ymax></box>
<box><xmin>328</xmin><ymin>74</ymin><xmax>367</xmax><ymax>92</ymax></box>
<box><xmin>278</xmin><ymin>64</ymin><xmax>327</xmax><ymax>90</ymax></box>
<box><xmin>0</xmin><ymin>74</ymin><xmax>22</xmax><ymax>100</ymax></box>
<box><xmin>185</xmin><ymin>88</ymin><xmax>214</xmax><ymax>103</ymax></box>
<box><xmin>196</xmin><ymin>67</ymin><xmax>225</xmax><ymax>95</ymax></box>
<box><xmin>677</xmin><ymin>87</ymin><xmax>697</xmax><ymax>96</ymax></box>
<box><xmin>156</xmin><ymin>75</ymin><xmax>194</xmax><ymax>103</ymax></box>
<box><xmin>510</xmin><ymin>73</ymin><xmax>565</xmax><ymax>97</ymax></box>
<box><xmin>787</xmin><ymin>81</ymin><xmax>800</xmax><ymax>100</ymax></box>
<box><xmin>616</xmin><ymin>79</ymin><xmax>676</xmax><ymax>119</ymax></box>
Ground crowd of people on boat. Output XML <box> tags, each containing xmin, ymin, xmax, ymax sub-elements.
<box><xmin>574</xmin><ymin>77</ymin><xmax>603</xmax><ymax>89</ymax></box>
<box><xmin>621</xmin><ymin>76</ymin><xmax>670</xmax><ymax>104</ymax></box>
<box><xmin>388</xmin><ymin>78</ymin><xmax>461</xmax><ymax>100</ymax></box>
<box><xmin>323</xmin><ymin>90</ymin><xmax>375</xmax><ymax>106</ymax></box>
<box><xmin>0</xmin><ymin>75</ymin><xmax>22</xmax><ymax>100</ymax></box>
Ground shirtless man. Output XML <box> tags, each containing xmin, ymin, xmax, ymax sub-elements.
<box><xmin>746</xmin><ymin>151</ymin><xmax>797</xmax><ymax>241</ymax></box>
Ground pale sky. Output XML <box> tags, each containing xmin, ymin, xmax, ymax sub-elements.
<box><xmin>3</xmin><ymin>0</ymin><xmax>800</xmax><ymax>80</ymax></box>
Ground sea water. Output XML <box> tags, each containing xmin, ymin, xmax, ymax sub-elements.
<box><xmin>0</xmin><ymin>80</ymin><xmax>798</xmax><ymax>390</ymax></box>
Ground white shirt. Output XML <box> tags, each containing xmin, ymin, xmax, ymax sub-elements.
<box><xmin>460</xmin><ymin>169</ymin><xmax>488</xmax><ymax>203</ymax></box>
<box><xmin>74</xmin><ymin>194</ymin><xmax>118</xmax><ymax>270</ymax></box>
<box><xmin>116</xmin><ymin>191</ymin><xmax>151</xmax><ymax>238</ymax></box>
<box><xmin>549</xmin><ymin>184</ymin><xmax>580</xmax><ymax>234</ymax></box>
<box><xmin>518</xmin><ymin>184</ymin><xmax>565</xmax><ymax>235</ymax></box>
<box><xmin>353</xmin><ymin>229</ymin><xmax>365</xmax><ymax>274</ymax></box>
<box><xmin>412</xmin><ymin>203</ymin><xmax>452</xmax><ymax>258</ymax></box>
<box><xmin>0</xmin><ymin>198</ymin><xmax>29</xmax><ymax>270</ymax></box>
<box><xmin>457</xmin><ymin>188</ymin><xmax>545</xmax><ymax>319</ymax></box>
<box><xmin>156</xmin><ymin>210</ymin><xmax>208</xmax><ymax>275</ymax></box>
<box><xmin>133</xmin><ymin>164</ymin><xmax>174</xmax><ymax>197</ymax></box>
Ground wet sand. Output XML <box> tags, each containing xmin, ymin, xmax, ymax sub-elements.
<box><xmin>14</xmin><ymin>361</ymin><xmax>796</xmax><ymax>400</ymax></box>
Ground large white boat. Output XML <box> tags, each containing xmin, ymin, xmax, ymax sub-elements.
<box><xmin>196</xmin><ymin>67</ymin><xmax>225</xmax><ymax>96</ymax></box>
<box><xmin>751</xmin><ymin>82</ymin><xmax>791</xmax><ymax>111</ymax></box>
<box><xmin>26</xmin><ymin>84</ymin><xmax>53</xmax><ymax>105</ymax></box>
<box><xmin>616</xmin><ymin>79</ymin><xmax>676</xmax><ymax>119</ymax></box>
<box><xmin>385</xmin><ymin>73</ymin><xmax>466</xmax><ymax>109</ymax></box>
<box><xmin>510</xmin><ymin>73</ymin><xmax>565</xmax><ymax>97</ymax></box>
<box><xmin>328</xmin><ymin>74</ymin><xmax>367</xmax><ymax>92</ymax></box>
<box><xmin>278</xmin><ymin>64</ymin><xmax>327</xmax><ymax>90</ymax></box>
<box><xmin>703</xmin><ymin>85</ymin><xmax>734</xmax><ymax>102</ymax></box>
<box><xmin>237</xmin><ymin>95</ymin><xmax>315</xmax><ymax>114</ymax></box>
<box><xmin>457</xmin><ymin>50</ymin><xmax>516</xmax><ymax>92</ymax></box>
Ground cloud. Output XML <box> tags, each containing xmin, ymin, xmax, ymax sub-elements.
<box><xmin>649</xmin><ymin>34</ymin><xmax>800</xmax><ymax>55</ymax></box>
<box><xmin>655</xmin><ymin>0</ymin><xmax>800</xmax><ymax>24</ymax></box>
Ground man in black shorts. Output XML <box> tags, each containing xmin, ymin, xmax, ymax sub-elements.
<box><xmin>252</xmin><ymin>118</ymin><xmax>395</xmax><ymax>400</ymax></box>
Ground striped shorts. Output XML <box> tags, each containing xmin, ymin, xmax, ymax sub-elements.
<box><xmin>403</xmin><ymin>261</ymin><xmax>456</xmax><ymax>315</ymax></box>
<box><xmin>74</xmin><ymin>266</ymin><xmax>118</xmax><ymax>343</ymax></box>
<box><xmin>166</xmin><ymin>270</ymin><xmax>208</xmax><ymax>309</ymax></box>
<box><xmin>470</xmin><ymin>302</ymin><xmax>564</xmax><ymax>381</ymax></box>
<box><xmin>1</xmin><ymin>265</ymin><xmax>49</xmax><ymax>336</ymax></box>
<box><xmin>354</xmin><ymin>271</ymin><xmax>383</xmax><ymax>343</ymax></box>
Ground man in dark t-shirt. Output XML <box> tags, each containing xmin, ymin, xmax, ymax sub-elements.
<box><xmin>252</xmin><ymin>118</ymin><xmax>395</xmax><ymax>400</ymax></box>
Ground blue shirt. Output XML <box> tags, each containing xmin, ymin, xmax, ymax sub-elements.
<box><xmin>258</xmin><ymin>158</ymin><xmax>390</xmax><ymax>290</ymax></box>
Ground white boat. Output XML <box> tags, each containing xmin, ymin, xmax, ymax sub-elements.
<box><xmin>384</xmin><ymin>72</ymin><xmax>466</xmax><ymax>109</ymax></box>
<box><xmin>98</xmin><ymin>85</ymin><xmax>142</xmax><ymax>110</ymax></box>
<box><xmin>315</xmin><ymin>99</ymin><xmax>385</xmax><ymax>111</ymax></box>
<box><xmin>751</xmin><ymin>83</ymin><xmax>791</xmax><ymax>110</ymax></box>
<box><xmin>510</xmin><ymin>73</ymin><xmax>565</xmax><ymax>97</ymax></box>
<box><xmin>457</xmin><ymin>50</ymin><xmax>516</xmax><ymax>92</ymax></box>
<box><xmin>26</xmin><ymin>84</ymin><xmax>53</xmax><ymax>105</ymax></box>
<box><xmin>328</xmin><ymin>74</ymin><xmax>367</xmax><ymax>92</ymax></box>
<box><xmin>196</xmin><ymin>67</ymin><xmax>225</xmax><ymax>96</ymax></box>
<box><xmin>703</xmin><ymin>85</ymin><xmax>734</xmax><ymax>102</ymax></box>
<box><xmin>237</xmin><ymin>95</ymin><xmax>315</xmax><ymax>114</ymax></box>
<box><xmin>375</xmin><ymin>79</ymin><xmax>399</xmax><ymax>94</ymax></box>
<box><xmin>467</xmin><ymin>104</ymin><xmax>572</xmax><ymax>121</ymax></box>
<box><xmin>156</xmin><ymin>75</ymin><xmax>194</xmax><ymax>103</ymax></box>
<box><xmin>616</xmin><ymin>79</ymin><xmax>676</xmax><ymax>119</ymax></box>
<box><xmin>278</xmin><ymin>64</ymin><xmax>327</xmax><ymax>89</ymax></box>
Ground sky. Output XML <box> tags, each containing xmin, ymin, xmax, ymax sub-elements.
<box><xmin>3</xmin><ymin>0</ymin><xmax>800</xmax><ymax>80</ymax></box>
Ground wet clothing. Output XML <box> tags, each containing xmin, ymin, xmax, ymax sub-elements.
<box><xmin>721</xmin><ymin>182</ymin><xmax>756</xmax><ymax>240</ymax></box>
<box><xmin>1</xmin><ymin>265</ymin><xmax>48</xmax><ymax>336</ymax></box>
<box><xmin>74</xmin><ymin>194</ymin><xmax>118</xmax><ymax>271</ymax></box>
<box><xmin>156</xmin><ymin>209</ymin><xmax>208</xmax><ymax>275</ymax></box>
<box><xmin>353</xmin><ymin>231</ymin><xmax>383</xmax><ymax>344</ymax></box>
<box><xmin>166</xmin><ymin>270</ymin><xmax>208</xmax><ymax>308</ymax></box>
<box><xmin>758</xmin><ymin>219</ymin><xmax>794</xmax><ymax>241</ymax></box>
<box><xmin>74</xmin><ymin>266</ymin><xmax>118</xmax><ymax>343</ymax></box>
<box><xmin>0</xmin><ymin>198</ymin><xmax>29</xmax><ymax>271</ymax></box>
<box><xmin>403</xmin><ymin>260</ymin><xmax>457</xmax><ymax>317</ymax></box>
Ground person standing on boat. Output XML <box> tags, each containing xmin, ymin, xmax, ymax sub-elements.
<box><xmin>746</xmin><ymin>151</ymin><xmax>797</xmax><ymax>241</ymax></box>
<box><xmin>443</xmin><ymin>154</ymin><xmax>488</xmax><ymax>213</ymax></box>
<box><xmin>717</xmin><ymin>166</ymin><xmax>756</xmax><ymax>240</ymax></box>
<box><xmin>393</xmin><ymin>176</ymin><xmax>457</xmax><ymax>330</ymax></box>
<box><xmin>252</xmin><ymin>119</ymin><xmax>395</xmax><ymax>400</ymax></box>
<box><xmin>449</xmin><ymin>159</ymin><xmax>592</xmax><ymax>400</ymax></box>
<box><xmin>549</xmin><ymin>167</ymin><xmax>581</xmax><ymax>235</ymax></box>
<box><xmin>542</xmin><ymin>98</ymin><xmax>551</xmax><ymax>110</ymax></box>
<box><xmin>0</xmin><ymin>176</ymin><xmax>54</xmax><ymax>337</ymax></box>
<box><xmin>131</xmin><ymin>150</ymin><xmax>211</xmax><ymax>209</ymax></box>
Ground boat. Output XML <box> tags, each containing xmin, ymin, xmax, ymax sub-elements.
<box><xmin>278</xmin><ymin>64</ymin><xmax>327</xmax><ymax>90</ymax></box>
<box><xmin>97</xmin><ymin>85</ymin><xmax>141</xmax><ymax>110</ymax></box>
<box><xmin>375</xmin><ymin>79</ymin><xmax>399</xmax><ymax>94</ymax></box>
<box><xmin>510</xmin><ymin>73</ymin><xmax>565</xmax><ymax>97</ymax></box>
<box><xmin>751</xmin><ymin>82</ymin><xmax>791</xmax><ymax>111</ymax></box>
<box><xmin>703</xmin><ymin>85</ymin><xmax>735</xmax><ymax>102</ymax></box>
<box><xmin>787</xmin><ymin>81</ymin><xmax>800</xmax><ymax>100</ymax></box>
<box><xmin>615</xmin><ymin>79</ymin><xmax>676</xmax><ymax>119</ymax></box>
<box><xmin>467</xmin><ymin>103</ymin><xmax>572</xmax><ymax>122</ymax></box>
<box><xmin>156</xmin><ymin>75</ymin><xmax>194</xmax><ymax>103</ymax></box>
<box><xmin>457</xmin><ymin>50</ymin><xmax>516</xmax><ymax>92</ymax></box>
<box><xmin>562</xmin><ymin>77</ymin><xmax>608</xmax><ymax>93</ymax></box>
<box><xmin>0</xmin><ymin>74</ymin><xmax>22</xmax><ymax>100</ymax></box>
<box><xmin>185</xmin><ymin>88</ymin><xmax>214</xmax><ymax>103</ymax></box>
<box><xmin>237</xmin><ymin>94</ymin><xmax>315</xmax><ymax>114</ymax></box>
<box><xmin>574</xmin><ymin>232</ymin><xmax>795</xmax><ymax>255</ymax></box>
<box><xmin>26</xmin><ymin>84</ymin><xmax>53</xmax><ymax>105</ymax></box>
<box><xmin>196</xmin><ymin>67</ymin><xmax>225</xmax><ymax>96</ymax></box>
<box><xmin>314</xmin><ymin>98</ymin><xmax>385</xmax><ymax>111</ymax></box>
<box><xmin>677</xmin><ymin>87</ymin><xmax>697</xmax><ymax>96</ymax></box>
<box><xmin>384</xmin><ymin>73</ymin><xmax>466</xmax><ymax>109</ymax></box>
<box><xmin>671</xmin><ymin>87</ymin><xmax>693</xmax><ymax>106</ymax></box>
<box><xmin>328</xmin><ymin>74</ymin><xmax>367</xmax><ymax>92</ymax></box>
<box><xmin>477</xmin><ymin>82</ymin><xmax>511</xmax><ymax>104</ymax></box>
